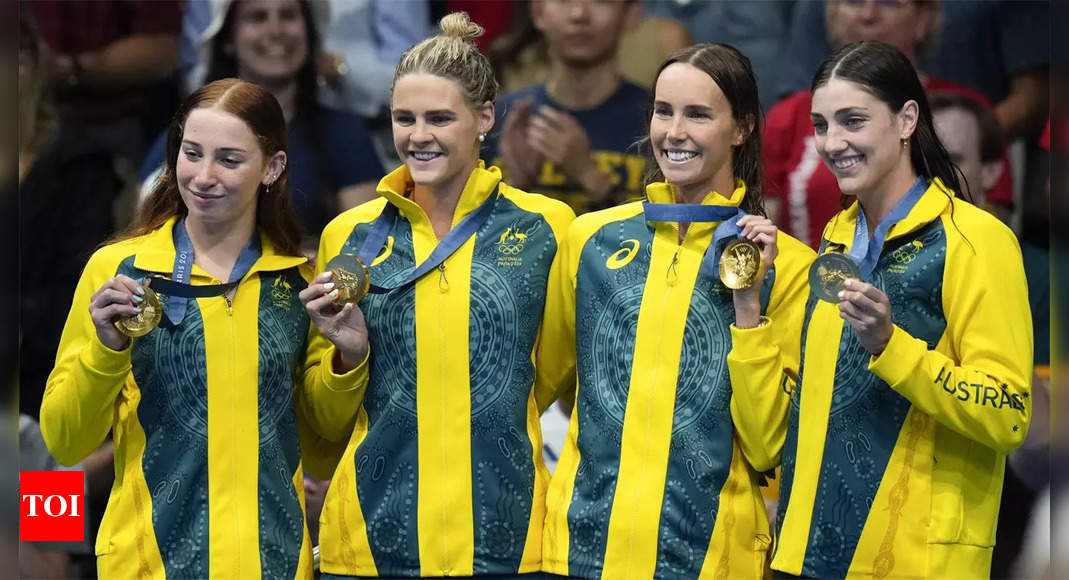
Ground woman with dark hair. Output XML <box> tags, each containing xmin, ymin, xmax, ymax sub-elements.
<box><xmin>540</xmin><ymin>43</ymin><xmax>813</xmax><ymax>579</ymax></box>
<box><xmin>41</xmin><ymin>78</ymin><xmax>341</xmax><ymax>579</ymax></box>
<box><xmin>142</xmin><ymin>0</ymin><xmax>385</xmax><ymax>248</ymax></box>
<box><xmin>771</xmin><ymin>41</ymin><xmax>1032</xmax><ymax>579</ymax></box>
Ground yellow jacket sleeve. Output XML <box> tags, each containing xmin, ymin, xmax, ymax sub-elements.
<box><xmin>40</xmin><ymin>248</ymin><xmax>131</xmax><ymax>467</ymax></box>
<box><xmin>297</xmin><ymin>220</ymin><xmax>371</xmax><ymax>443</ymax></box>
<box><xmin>868</xmin><ymin>218</ymin><xmax>1032</xmax><ymax>455</ymax></box>
<box><xmin>728</xmin><ymin>236</ymin><xmax>815</xmax><ymax>471</ymax></box>
<box><xmin>532</xmin><ymin>216</ymin><xmax>579</xmax><ymax>414</ymax></box>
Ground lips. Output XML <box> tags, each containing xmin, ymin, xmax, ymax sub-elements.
<box><xmin>830</xmin><ymin>154</ymin><xmax>864</xmax><ymax>171</ymax></box>
<box><xmin>409</xmin><ymin>151</ymin><xmax>443</xmax><ymax>162</ymax></box>
<box><xmin>192</xmin><ymin>191</ymin><xmax>223</xmax><ymax>200</ymax></box>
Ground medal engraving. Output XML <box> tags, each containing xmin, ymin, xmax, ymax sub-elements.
<box><xmin>808</xmin><ymin>252</ymin><xmax>861</xmax><ymax>302</ymax></box>
<box><xmin>326</xmin><ymin>254</ymin><xmax>371</xmax><ymax>304</ymax></box>
<box><xmin>114</xmin><ymin>285</ymin><xmax>162</xmax><ymax>338</ymax></box>
<box><xmin>719</xmin><ymin>238</ymin><xmax>763</xmax><ymax>290</ymax></box>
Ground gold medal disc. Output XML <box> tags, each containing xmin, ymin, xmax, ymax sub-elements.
<box><xmin>719</xmin><ymin>238</ymin><xmax>763</xmax><ymax>290</ymax></box>
<box><xmin>325</xmin><ymin>254</ymin><xmax>371</xmax><ymax>304</ymax></box>
<box><xmin>808</xmin><ymin>252</ymin><xmax>861</xmax><ymax>302</ymax></box>
<box><xmin>114</xmin><ymin>286</ymin><xmax>163</xmax><ymax>338</ymax></box>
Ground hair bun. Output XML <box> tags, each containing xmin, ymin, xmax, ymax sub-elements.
<box><xmin>439</xmin><ymin>12</ymin><xmax>484</xmax><ymax>43</ymax></box>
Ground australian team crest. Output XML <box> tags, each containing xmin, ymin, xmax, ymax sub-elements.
<box><xmin>272</xmin><ymin>276</ymin><xmax>294</xmax><ymax>310</ymax></box>
<box><xmin>496</xmin><ymin>221</ymin><xmax>541</xmax><ymax>267</ymax></box>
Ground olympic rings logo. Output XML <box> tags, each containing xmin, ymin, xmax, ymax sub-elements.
<box><xmin>498</xmin><ymin>243</ymin><xmax>524</xmax><ymax>255</ymax></box>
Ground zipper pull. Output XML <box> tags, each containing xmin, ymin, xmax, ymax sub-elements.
<box><xmin>438</xmin><ymin>263</ymin><xmax>449</xmax><ymax>293</ymax></box>
<box><xmin>224</xmin><ymin>293</ymin><xmax>233</xmax><ymax>314</ymax></box>
<box><xmin>666</xmin><ymin>250</ymin><xmax>680</xmax><ymax>286</ymax></box>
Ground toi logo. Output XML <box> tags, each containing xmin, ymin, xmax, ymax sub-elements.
<box><xmin>20</xmin><ymin>471</ymin><xmax>84</xmax><ymax>542</ymax></box>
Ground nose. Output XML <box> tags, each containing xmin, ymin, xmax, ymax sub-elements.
<box><xmin>192</xmin><ymin>159</ymin><xmax>217</xmax><ymax>189</ymax></box>
<box><xmin>410</xmin><ymin>119</ymin><xmax>434</xmax><ymax>146</ymax></box>
<box><xmin>665</xmin><ymin>115</ymin><xmax>687</xmax><ymax>143</ymax></box>
<box><xmin>820</xmin><ymin>125</ymin><xmax>850</xmax><ymax>155</ymax></box>
<box><xmin>859</xmin><ymin>0</ymin><xmax>880</xmax><ymax>20</ymax></box>
<box><xmin>568</xmin><ymin>0</ymin><xmax>590</xmax><ymax>21</ymax></box>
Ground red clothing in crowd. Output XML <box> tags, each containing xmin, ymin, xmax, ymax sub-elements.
<box><xmin>763</xmin><ymin>77</ymin><xmax>1013</xmax><ymax>248</ymax></box>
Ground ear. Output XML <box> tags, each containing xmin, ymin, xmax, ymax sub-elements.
<box><xmin>530</xmin><ymin>0</ymin><xmax>546</xmax><ymax>32</ymax></box>
<box><xmin>980</xmin><ymin>159</ymin><xmax>1003</xmax><ymax>194</ymax></box>
<box><xmin>262</xmin><ymin>151</ymin><xmax>287</xmax><ymax>186</ymax></box>
<box><xmin>733</xmin><ymin>114</ymin><xmax>755</xmax><ymax>147</ymax></box>
<box><xmin>476</xmin><ymin>101</ymin><xmax>495</xmax><ymax>139</ymax></box>
<box><xmin>898</xmin><ymin>100</ymin><xmax>920</xmax><ymax>140</ymax></box>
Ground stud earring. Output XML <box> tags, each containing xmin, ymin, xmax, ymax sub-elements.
<box><xmin>478</xmin><ymin>133</ymin><xmax>486</xmax><ymax>142</ymax></box>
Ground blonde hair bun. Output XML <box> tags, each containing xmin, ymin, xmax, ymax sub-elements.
<box><xmin>439</xmin><ymin>12</ymin><xmax>484</xmax><ymax>43</ymax></box>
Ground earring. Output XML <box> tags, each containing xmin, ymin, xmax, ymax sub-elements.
<box><xmin>901</xmin><ymin>137</ymin><xmax>910</xmax><ymax>148</ymax></box>
<box><xmin>478</xmin><ymin>133</ymin><xmax>485</xmax><ymax>142</ymax></box>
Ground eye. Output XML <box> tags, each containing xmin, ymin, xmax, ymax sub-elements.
<box><xmin>220</xmin><ymin>156</ymin><xmax>242</xmax><ymax>168</ymax></box>
<box><xmin>844</xmin><ymin>116</ymin><xmax>867</xmax><ymax>129</ymax></box>
<box><xmin>811</xmin><ymin>120</ymin><xmax>828</xmax><ymax>136</ymax></box>
<box><xmin>686</xmin><ymin>110</ymin><xmax>710</xmax><ymax>120</ymax></box>
<box><xmin>653</xmin><ymin>104</ymin><xmax>671</xmax><ymax>119</ymax></box>
<box><xmin>393</xmin><ymin>113</ymin><xmax>414</xmax><ymax>126</ymax></box>
<box><xmin>182</xmin><ymin>148</ymin><xmax>202</xmax><ymax>161</ymax></box>
<box><xmin>428</xmin><ymin>114</ymin><xmax>454</xmax><ymax>126</ymax></box>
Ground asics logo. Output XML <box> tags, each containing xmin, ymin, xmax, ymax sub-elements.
<box><xmin>606</xmin><ymin>239</ymin><xmax>640</xmax><ymax>269</ymax></box>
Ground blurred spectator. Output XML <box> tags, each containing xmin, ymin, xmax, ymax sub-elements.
<box><xmin>487</xmin><ymin>0</ymin><xmax>689</xmax><ymax>93</ymax></box>
<box><xmin>931</xmin><ymin>92</ymin><xmax>1009</xmax><ymax>220</ymax></box>
<box><xmin>483</xmin><ymin>0</ymin><xmax>649</xmax><ymax>215</ymax></box>
<box><xmin>19</xmin><ymin>14</ymin><xmax>117</xmax><ymax>421</ymax></box>
<box><xmin>142</xmin><ymin>0</ymin><xmax>385</xmax><ymax>250</ymax></box>
<box><xmin>763</xmin><ymin>0</ymin><xmax>1014</xmax><ymax>248</ymax></box>
<box><xmin>641</xmin><ymin>0</ymin><xmax>792</xmax><ymax>111</ymax></box>
<box><xmin>776</xmin><ymin>0</ymin><xmax>1049</xmax><ymax>142</ymax></box>
<box><xmin>317</xmin><ymin>0</ymin><xmax>431</xmax><ymax>119</ymax></box>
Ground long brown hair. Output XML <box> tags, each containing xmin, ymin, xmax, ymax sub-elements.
<box><xmin>115</xmin><ymin>79</ymin><xmax>303</xmax><ymax>256</ymax></box>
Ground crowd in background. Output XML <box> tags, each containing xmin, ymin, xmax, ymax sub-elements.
<box><xmin>17</xmin><ymin>1</ymin><xmax>1052</xmax><ymax>578</ymax></box>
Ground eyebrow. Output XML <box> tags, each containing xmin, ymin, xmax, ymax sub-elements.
<box><xmin>181</xmin><ymin>140</ymin><xmax>248</xmax><ymax>154</ymax></box>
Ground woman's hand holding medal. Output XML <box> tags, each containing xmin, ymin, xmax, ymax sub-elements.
<box><xmin>729</xmin><ymin>215</ymin><xmax>779</xmax><ymax>328</ymax></box>
<box><xmin>301</xmin><ymin>270</ymin><xmax>370</xmax><ymax>373</ymax></box>
<box><xmin>837</xmin><ymin>278</ymin><xmax>893</xmax><ymax>355</ymax></box>
<box><xmin>89</xmin><ymin>274</ymin><xmax>149</xmax><ymax>351</ymax></box>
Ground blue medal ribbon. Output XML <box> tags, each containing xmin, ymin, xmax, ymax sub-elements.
<box><xmin>152</xmin><ymin>218</ymin><xmax>261</xmax><ymax>326</ymax></box>
<box><xmin>846</xmin><ymin>177</ymin><xmax>927</xmax><ymax>279</ymax></box>
<box><xmin>357</xmin><ymin>184</ymin><xmax>499</xmax><ymax>294</ymax></box>
<box><xmin>642</xmin><ymin>201</ymin><xmax>747</xmax><ymax>276</ymax></box>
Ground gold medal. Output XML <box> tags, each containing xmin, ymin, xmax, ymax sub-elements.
<box><xmin>719</xmin><ymin>238</ymin><xmax>763</xmax><ymax>290</ymax></box>
<box><xmin>114</xmin><ymin>285</ymin><xmax>163</xmax><ymax>338</ymax></box>
<box><xmin>325</xmin><ymin>254</ymin><xmax>371</xmax><ymax>304</ymax></box>
<box><xmin>808</xmin><ymin>252</ymin><xmax>861</xmax><ymax>302</ymax></box>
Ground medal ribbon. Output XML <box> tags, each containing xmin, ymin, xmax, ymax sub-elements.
<box><xmin>642</xmin><ymin>202</ymin><xmax>747</xmax><ymax>276</ymax></box>
<box><xmin>846</xmin><ymin>177</ymin><xmax>927</xmax><ymax>279</ymax></box>
<box><xmin>152</xmin><ymin>218</ymin><xmax>261</xmax><ymax>326</ymax></box>
<box><xmin>357</xmin><ymin>184</ymin><xmax>499</xmax><ymax>294</ymax></box>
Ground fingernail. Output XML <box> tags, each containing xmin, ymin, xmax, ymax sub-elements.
<box><xmin>843</xmin><ymin>279</ymin><xmax>852</xmax><ymax>288</ymax></box>
<box><xmin>837</xmin><ymin>290</ymin><xmax>845</xmax><ymax>300</ymax></box>
<box><xmin>136</xmin><ymin>286</ymin><xmax>145</xmax><ymax>295</ymax></box>
<box><xmin>132</xmin><ymin>294</ymin><xmax>144</xmax><ymax>303</ymax></box>
<box><xmin>329</xmin><ymin>289</ymin><xmax>339</xmax><ymax>298</ymax></box>
<box><xmin>323</xmin><ymin>282</ymin><xmax>335</xmax><ymax>291</ymax></box>
<box><xmin>133</xmin><ymin>306</ymin><xmax>142</xmax><ymax>313</ymax></box>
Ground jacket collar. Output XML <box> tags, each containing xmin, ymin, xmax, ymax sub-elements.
<box><xmin>825</xmin><ymin>178</ymin><xmax>953</xmax><ymax>248</ymax></box>
<box><xmin>645</xmin><ymin>178</ymin><xmax>747</xmax><ymax>207</ymax></box>
<box><xmin>375</xmin><ymin>161</ymin><xmax>502</xmax><ymax>227</ymax></box>
<box><xmin>133</xmin><ymin>216</ymin><xmax>307</xmax><ymax>277</ymax></box>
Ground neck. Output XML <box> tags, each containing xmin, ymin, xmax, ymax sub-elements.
<box><xmin>184</xmin><ymin>213</ymin><xmax>257</xmax><ymax>275</ymax></box>
<box><xmin>545</xmin><ymin>58</ymin><xmax>620</xmax><ymax>110</ymax></box>
<box><xmin>857</xmin><ymin>164</ymin><xmax>919</xmax><ymax>233</ymax></box>
<box><xmin>410</xmin><ymin>162</ymin><xmax>478</xmax><ymax>231</ymax></box>
<box><xmin>251</xmin><ymin>76</ymin><xmax>298</xmax><ymax>122</ymax></box>
<box><xmin>674</xmin><ymin>167</ymin><xmax>737</xmax><ymax>206</ymax></box>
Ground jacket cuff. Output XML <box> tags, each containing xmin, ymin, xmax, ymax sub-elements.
<box><xmin>82</xmin><ymin>336</ymin><xmax>133</xmax><ymax>376</ymax></box>
<box><xmin>320</xmin><ymin>345</ymin><xmax>370</xmax><ymax>393</ymax></box>
<box><xmin>728</xmin><ymin>319</ymin><xmax>777</xmax><ymax>361</ymax></box>
<box><xmin>868</xmin><ymin>324</ymin><xmax>925</xmax><ymax>386</ymax></box>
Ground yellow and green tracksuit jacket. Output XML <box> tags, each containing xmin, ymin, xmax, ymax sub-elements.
<box><xmin>772</xmin><ymin>181</ymin><xmax>1033</xmax><ymax>579</ymax></box>
<box><xmin>539</xmin><ymin>181</ymin><xmax>815</xmax><ymax>579</ymax></box>
<box><xmin>41</xmin><ymin>217</ymin><xmax>341</xmax><ymax>579</ymax></box>
<box><xmin>302</xmin><ymin>163</ymin><xmax>575</xmax><ymax>577</ymax></box>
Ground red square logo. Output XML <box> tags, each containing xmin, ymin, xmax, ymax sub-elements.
<box><xmin>20</xmin><ymin>471</ymin><xmax>84</xmax><ymax>542</ymax></box>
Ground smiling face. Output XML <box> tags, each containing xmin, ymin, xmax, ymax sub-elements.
<box><xmin>390</xmin><ymin>73</ymin><xmax>494</xmax><ymax>195</ymax></box>
<box><xmin>650</xmin><ymin>62</ymin><xmax>746</xmax><ymax>200</ymax></box>
<box><xmin>810</xmin><ymin>77</ymin><xmax>916</xmax><ymax>196</ymax></box>
<box><xmin>176</xmin><ymin>106</ymin><xmax>284</xmax><ymax>228</ymax></box>
<box><xmin>232</xmin><ymin>0</ymin><xmax>308</xmax><ymax>86</ymax></box>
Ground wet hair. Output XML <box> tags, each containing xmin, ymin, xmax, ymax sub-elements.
<box><xmin>930</xmin><ymin>91</ymin><xmax>1003</xmax><ymax>164</ymax></box>
<box><xmin>644</xmin><ymin>43</ymin><xmax>766</xmax><ymax>216</ymax></box>
<box><xmin>115</xmin><ymin>79</ymin><xmax>303</xmax><ymax>256</ymax></box>
<box><xmin>811</xmin><ymin>41</ymin><xmax>970</xmax><ymax>201</ymax></box>
<box><xmin>393</xmin><ymin>12</ymin><xmax>499</xmax><ymax>107</ymax></box>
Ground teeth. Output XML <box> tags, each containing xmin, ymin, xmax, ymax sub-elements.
<box><xmin>411</xmin><ymin>152</ymin><xmax>442</xmax><ymax>161</ymax></box>
<box><xmin>666</xmin><ymin>150</ymin><xmax>698</xmax><ymax>162</ymax></box>
<box><xmin>833</xmin><ymin>156</ymin><xmax>862</xmax><ymax>170</ymax></box>
<box><xmin>264</xmin><ymin>46</ymin><xmax>288</xmax><ymax>57</ymax></box>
